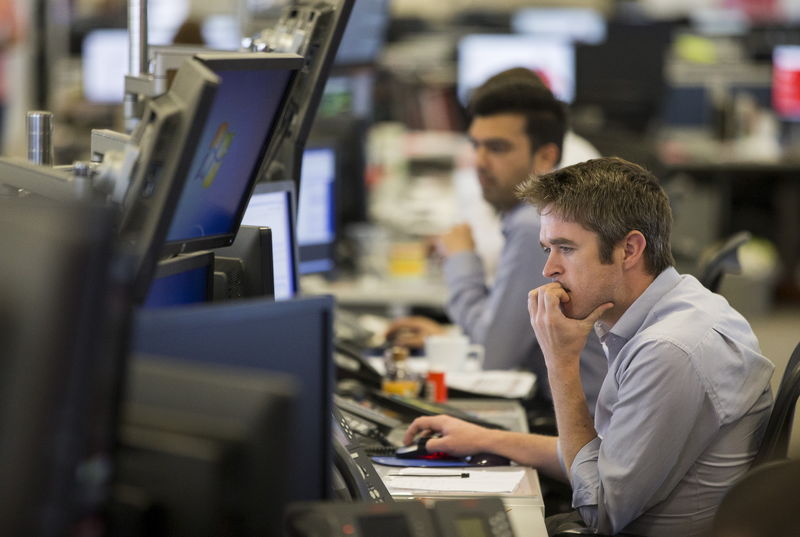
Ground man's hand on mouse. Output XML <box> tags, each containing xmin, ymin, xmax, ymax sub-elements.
<box><xmin>403</xmin><ymin>415</ymin><xmax>493</xmax><ymax>458</ymax></box>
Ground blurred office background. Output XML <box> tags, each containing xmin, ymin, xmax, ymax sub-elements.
<box><xmin>2</xmin><ymin>0</ymin><xmax>798</xmax><ymax>454</ymax></box>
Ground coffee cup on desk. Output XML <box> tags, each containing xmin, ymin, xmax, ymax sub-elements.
<box><xmin>424</xmin><ymin>334</ymin><xmax>485</xmax><ymax>373</ymax></box>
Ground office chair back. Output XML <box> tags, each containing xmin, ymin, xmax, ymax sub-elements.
<box><xmin>697</xmin><ymin>231</ymin><xmax>751</xmax><ymax>293</ymax></box>
<box><xmin>752</xmin><ymin>341</ymin><xmax>800</xmax><ymax>467</ymax></box>
<box><xmin>710</xmin><ymin>458</ymin><xmax>800</xmax><ymax>537</ymax></box>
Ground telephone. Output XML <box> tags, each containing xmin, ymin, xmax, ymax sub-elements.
<box><xmin>332</xmin><ymin>407</ymin><xmax>393</xmax><ymax>503</ymax></box>
<box><xmin>286</xmin><ymin>497</ymin><xmax>515</xmax><ymax>537</ymax></box>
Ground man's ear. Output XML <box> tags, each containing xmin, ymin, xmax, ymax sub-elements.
<box><xmin>622</xmin><ymin>230</ymin><xmax>647</xmax><ymax>270</ymax></box>
<box><xmin>531</xmin><ymin>143</ymin><xmax>560</xmax><ymax>175</ymax></box>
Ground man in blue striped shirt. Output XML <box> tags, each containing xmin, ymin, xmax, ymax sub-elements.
<box><xmin>403</xmin><ymin>157</ymin><xmax>774</xmax><ymax>536</ymax></box>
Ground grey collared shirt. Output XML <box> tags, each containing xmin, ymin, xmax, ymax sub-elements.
<box><xmin>442</xmin><ymin>203</ymin><xmax>607</xmax><ymax>410</ymax></box>
<box><xmin>568</xmin><ymin>267</ymin><xmax>774</xmax><ymax>536</ymax></box>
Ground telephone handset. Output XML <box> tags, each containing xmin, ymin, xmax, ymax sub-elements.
<box><xmin>332</xmin><ymin>407</ymin><xmax>393</xmax><ymax>503</ymax></box>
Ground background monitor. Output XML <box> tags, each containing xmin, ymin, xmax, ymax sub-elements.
<box><xmin>213</xmin><ymin>226</ymin><xmax>275</xmax><ymax>300</ymax></box>
<box><xmin>511</xmin><ymin>7</ymin><xmax>606</xmax><ymax>44</ymax></box>
<box><xmin>573</xmin><ymin>20</ymin><xmax>675</xmax><ymax>134</ymax></box>
<box><xmin>142</xmin><ymin>251</ymin><xmax>214</xmax><ymax>308</ymax></box>
<box><xmin>296</xmin><ymin>146</ymin><xmax>337</xmax><ymax>275</ymax></box>
<box><xmin>240</xmin><ymin>181</ymin><xmax>300</xmax><ymax>300</ymax></box>
<box><xmin>131</xmin><ymin>295</ymin><xmax>336</xmax><ymax>505</ymax></box>
<box><xmin>162</xmin><ymin>52</ymin><xmax>302</xmax><ymax>256</ymax></box>
<box><xmin>773</xmin><ymin>45</ymin><xmax>800</xmax><ymax>120</ymax></box>
<box><xmin>457</xmin><ymin>34</ymin><xmax>576</xmax><ymax>105</ymax></box>
<box><xmin>82</xmin><ymin>29</ymin><xmax>128</xmax><ymax>103</ymax></box>
<box><xmin>0</xmin><ymin>198</ymin><xmax>129</xmax><ymax>535</ymax></box>
<box><xmin>333</xmin><ymin>0</ymin><xmax>390</xmax><ymax>66</ymax></box>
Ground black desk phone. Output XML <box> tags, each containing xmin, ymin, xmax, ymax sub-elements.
<box><xmin>332</xmin><ymin>407</ymin><xmax>393</xmax><ymax>503</ymax></box>
<box><xmin>286</xmin><ymin>497</ymin><xmax>515</xmax><ymax>537</ymax></box>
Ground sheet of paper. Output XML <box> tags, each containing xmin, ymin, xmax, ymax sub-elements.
<box><xmin>383</xmin><ymin>467</ymin><xmax>525</xmax><ymax>493</ymax></box>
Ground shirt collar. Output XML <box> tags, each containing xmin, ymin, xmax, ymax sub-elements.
<box><xmin>605</xmin><ymin>266</ymin><xmax>682</xmax><ymax>342</ymax></box>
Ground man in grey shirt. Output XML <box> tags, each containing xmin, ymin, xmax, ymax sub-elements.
<box><xmin>402</xmin><ymin>157</ymin><xmax>774</xmax><ymax>537</ymax></box>
<box><xmin>387</xmin><ymin>69</ymin><xmax>607</xmax><ymax>411</ymax></box>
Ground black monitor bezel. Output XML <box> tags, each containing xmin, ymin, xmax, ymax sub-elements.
<box><xmin>160</xmin><ymin>52</ymin><xmax>303</xmax><ymax>257</ymax></box>
<box><xmin>246</xmin><ymin>179</ymin><xmax>301</xmax><ymax>298</ymax></box>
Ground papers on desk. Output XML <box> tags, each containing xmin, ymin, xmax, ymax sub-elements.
<box><xmin>384</xmin><ymin>467</ymin><xmax>526</xmax><ymax>494</ymax></box>
<box><xmin>446</xmin><ymin>371</ymin><xmax>535</xmax><ymax>399</ymax></box>
<box><xmin>367</xmin><ymin>357</ymin><xmax>536</xmax><ymax>399</ymax></box>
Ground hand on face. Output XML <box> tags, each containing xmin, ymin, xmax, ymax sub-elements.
<box><xmin>402</xmin><ymin>415</ymin><xmax>490</xmax><ymax>457</ymax></box>
<box><xmin>437</xmin><ymin>224</ymin><xmax>475</xmax><ymax>257</ymax></box>
<box><xmin>528</xmin><ymin>282</ymin><xmax>613</xmax><ymax>369</ymax></box>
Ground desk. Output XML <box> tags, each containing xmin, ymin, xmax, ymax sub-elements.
<box><xmin>376</xmin><ymin>398</ymin><xmax>547</xmax><ymax>537</ymax></box>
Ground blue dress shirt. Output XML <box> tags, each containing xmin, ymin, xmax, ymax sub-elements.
<box><xmin>442</xmin><ymin>202</ymin><xmax>607</xmax><ymax>410</ymax></box>
<box><xmin>568</xmin><ymin>267</ymin><xmax>774</xmax><ymax>536</ymax></box>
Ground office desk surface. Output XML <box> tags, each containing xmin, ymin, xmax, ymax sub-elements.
<box><xmin>373</xmin><ymin>464</ymin><xmax>547</xmax><ymax>537</ymax></box>
<box><xmin>376</xmin><ymin>398</ymin><xmax>547</xmax><ymax>537</ymax></box>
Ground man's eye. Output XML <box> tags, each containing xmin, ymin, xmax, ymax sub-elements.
<box><xmin>542</xmin><ymin>247</ymin><xmax>551</xmax><ymax>254</ymax></box>
<box><xmin>559</xmin><ymin>246</ymin><xmax>574</xmax><ymax>253</ymax></box>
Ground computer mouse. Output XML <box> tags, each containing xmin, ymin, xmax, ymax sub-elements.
<box><xmin>395</xmin><ymin>434</ymin><xmax>455</xmax><ymax>460</ymax></box>
<box><xmin>463</xmin><ymin>452</ymin><xmax>512</xmax><ymax>467</ymax></box>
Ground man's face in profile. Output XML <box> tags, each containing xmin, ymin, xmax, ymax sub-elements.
<box><xmin>467</xmin><ymin>113</ymin><xmax>536</xmax><ymax>212</ymax></box>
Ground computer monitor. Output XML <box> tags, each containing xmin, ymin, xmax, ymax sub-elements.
<box><xmin>573</xmin><ymin>20</ymin><xmax>675</xmax><ymax>133</ymax></box>
<box><xmin>296</xmin><ymin>146</ymin><xmax>337</xmax><ymax>275</ymax></box>
<box><xmin>113</xmin><ymin>355</ymin><xmax>297</xmax><ymax>537</ymax></box>
<box><xmin>773</xmin><ymin>45</ymin><xmax>800</xmax><ymax>120</ymax></box>
<box><xmin>240</xmin><ymin>181</ymin><xmax>300</xmax><ymax>300</ymax></box>
<box><xmin>254</xmin><ymin>0</ymin><xmax>356</xmax><ymax>185</ymax></box>
<box><xmin>131</xmin><ymin>295</ymin><xmax>335</xmax><ymax>505</ymax></box>
<box><xmin>82</xmin><ymin>29</ymin><xmax>128</xmax><ymax>103</ymax></box>
<box><xmin>213</xmin><ymin>226</ymin><xmax>275</xmax><ymax>300</ymax></box>
<box><xmin>457</xmin><ymin>34</ymin><xmax>575</xmax><ymax>105</ymax></box>
<box><xmin>115</xmin><ymin>57</ymin><xmax>219</xmax><ymax>303</ymax></box>
<box><xmin>511</xmin><ymin>7</ymin><xmax>606</xmax><ymax>45</ymax></box>
<box><xmin>162</xmin><ymin>52</ymin><xmax>302</xmax><ymax>256</ymax></box>
<box><xmin>142</xmin><ymin>251</ymin><xmax>214</xmax><ymax>308</ymax></box>
<box><xmin>334</xmin><ymin>0</ymin><xmax>390</xmax><ymax>66</ymax></box>
<box><xmin>0</xmin><ymin>198</ymin><xmax>130</xmax><ymax>535</ymax></box>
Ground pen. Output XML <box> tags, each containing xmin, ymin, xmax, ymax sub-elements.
<box><xmin>388</xmin><ymin>472</ymin><xmax>470</xmax><ymax>478</ymax></box>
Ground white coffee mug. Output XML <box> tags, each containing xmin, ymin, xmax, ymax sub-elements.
<box><xmin>425</xmin><ymin>334</ymin><xmax>485</xmax><ymax>373</ymax></box>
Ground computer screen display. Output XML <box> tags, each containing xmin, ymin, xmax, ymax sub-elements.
<box><xmin>132</xmin><ymin>295</ymin><xmax>335</xmax><ymax>505</ymax></box>
<box><xmin>142</xmin><ymin>251</ymin><xmax>214</xmax><ymax>308</ymax></box>
<box><xmin>334</xmin><ymin>0</ymin><xmax>390</xmax><ymax>66</ymax></box>
<box><xmin>296</xmin><ymin>147</ymin><xmax>337</xmax><ymax>274</ymax></box>
<box><xmin>511</xmin><ymin>7</ymin><xmax>606</xmax><ymax>44</ymax></box>
<box><xmin>240</xmin><ymin>181</ymin><xmax>299</xmax><ymax>300</ymax></box>
<box><xmin>773</xmin><ymin>45</ymin><xmax>800</xmax><ymax>120</ymax></box>
<box><xmin>457</xmin><ymin>35</ymin><xmax>575</xmax><ymax>105</ymax></box>
<box><xmin>163</xmin><ymin>53</ymin><xmax>301</xmax><ymax>255</ymax></box>
<box><xmin>82</xmin><ymin>29</ymin><xmax>128</xmax><ymax>103</ymax></box>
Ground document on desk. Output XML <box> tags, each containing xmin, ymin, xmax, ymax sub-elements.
<box><xmin>446</xmin><ymin>371</ymin><xmax>536</xmax><ymax>399</ymax></box>
<box><xmin>384</xmin><ymin>467</ymin><xmax>525</xmax><ymax>494</ymax></box>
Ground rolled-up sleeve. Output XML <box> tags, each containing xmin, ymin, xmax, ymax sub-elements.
<box><xmin>568</xmin><ymin>339</ymin><xmax>718</xmax><ymax>534</ymax></box>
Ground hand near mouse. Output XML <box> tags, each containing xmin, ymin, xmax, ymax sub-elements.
<box><xmin>402</xmin><ymin>415</ymin><xmax>494</xmax><ymax>458</ymax></box>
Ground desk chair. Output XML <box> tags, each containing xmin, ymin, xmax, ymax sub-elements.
<box><xmin>752</xmin><ymin>340</ymin><xmax>800</xmax><ymax>467</ymax></box>
<box><xmin>697</xmin><ymin>231</ymin><xmax>752</xmax><ymax>293</ymax></box>
<box><xmin>709</xmin><ymin>458</ymin><xmax>800</xmax><ymax>537</ymax></box>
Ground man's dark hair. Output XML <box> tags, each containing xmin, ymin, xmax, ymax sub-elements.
<box><xmin>516</xmin><ymin>157</ymin><xmax>675</xmax><ymax>276</ymax></box>
<box><xmin>468</xmin><ymin>68</ymin><xmax>567</xmax><ymax>163</ymax></box>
